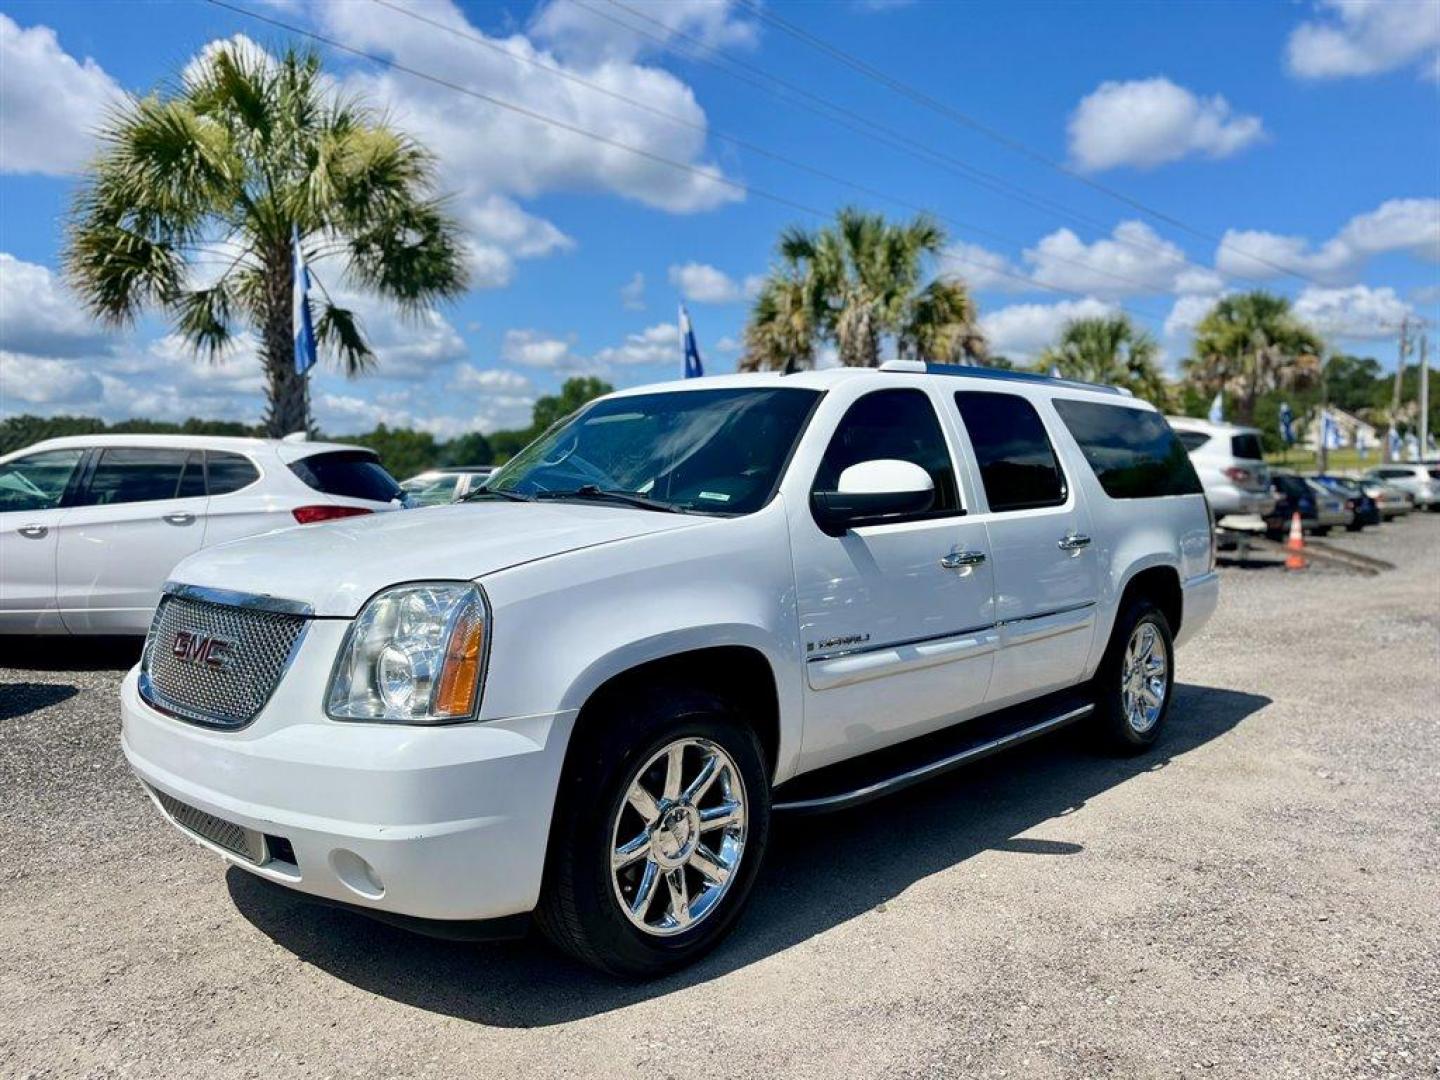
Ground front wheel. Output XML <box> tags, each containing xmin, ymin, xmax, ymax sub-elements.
<box><xmin>1093</xmin><ymin>600</ymin><xmax>1175</xmax><ymax>754</ymax></box>
<box><xmin>536</xmin><ymin>689</ymin><xmax>770</xmax><ymax>977</ymax></box>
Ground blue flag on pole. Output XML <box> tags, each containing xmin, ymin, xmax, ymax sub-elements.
<box><xmin>1278</xmin><ymin>401</ymin><xmax>1294</xmax><ymax>446</ymax></box>
<box><xmin>1207</xmin><ymin>392</ymin><xmax>1224</xmax><ymax>423</ymax></box>
<box><xmin>1321</xmin><ymin>410</ymin><xmax>1345</xmax><ymax>450</ymax></box>
<box><xmin>680</xmin><ymin>304</ymin><xmax>703</xmax><ymax>378</ymax></box>
<box><xmin>1387</xmin><ymin>426</ymin><xmax>1402</xmax><ymax>459</ymax></box>
<box><xmin>293</xmin><ymin>227</ymin><xmax>317</xmax><ymax>377</ymax></box>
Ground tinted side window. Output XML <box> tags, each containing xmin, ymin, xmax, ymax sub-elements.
<box><xmin>1052</xmin><ymin>400</ymin><xmax>1203</xmax><ymax>499</ymax></box>
<box><xmin>953</xmin><ymin>391</ymin><xmax>1066</xmax><ymax>512</ymax></box>
<box><xmin>289</xmin><ymin>451</ymin><xmax>402</xmax><ymax>502</ymax></box>
<box><xmin>812</xmin><ymin>389</ymin><xmax>958</xmax><ymax>515</ymax></box>
<box><xmin>177</xmin><ymin>451</ymin><xmax>206</xmax><ymax>499</ymax></box>
<box><xmin>0</xmin><ymin>449</ymin><xmax>84</xmax><ymax>512</ymax></box>
<box><xmin>81</xmin><ymin>448</ymin><xmax>192</xmax><ymax>506</ymax></box>
<box><xmin>206</xmin><ymin>451</ymin><xmax>260</xmax><ymax>495</ymax></box>
<box><xmin>1176</xmin><ymin>431</ymin><xmax>1211</xmax><ymax>452</ymax></box>
<box><xmin>1230</xmin><ymin>433</ymin><xmax>1264</xmax><ymax>460</ymax></box>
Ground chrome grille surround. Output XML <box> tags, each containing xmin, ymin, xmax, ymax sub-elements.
<box><xmin>150</xmin><ymin>786</ymin><xmax>267</xmax><ymax>863</ymax></box>
<box><xmin>139</xmin><ymin>582</ymin><xmax>312</xmax><ymax>730</ymax></box>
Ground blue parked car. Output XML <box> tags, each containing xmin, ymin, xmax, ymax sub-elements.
<box><xmin>1310</xmin><ymin>475</ymin><xmax>1380</xmax><ymax>531</ymax></box>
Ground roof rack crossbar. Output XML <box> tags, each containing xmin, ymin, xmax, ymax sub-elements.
<box><xmin>919</xmin><ymin>363</ymin><xmax>1126</xmax><ymax>395</ymax></box>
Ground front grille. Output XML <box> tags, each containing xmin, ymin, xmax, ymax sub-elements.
<box><xmin>140</xmin><ymin>589</ymin><xmax>309</xmax><ymax>729</ymax></box>
<box><xmin>152</xmin><ymin>787</ymin><xmax>266</xmax><ymax>863</ymax></box>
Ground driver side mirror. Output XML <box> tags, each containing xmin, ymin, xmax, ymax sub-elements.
<box><xmin>812</xmin><ymin>459</ymin><xmax>935</xmax><ymax>535</ymax></box>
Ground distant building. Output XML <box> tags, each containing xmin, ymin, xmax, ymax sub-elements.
<box><xmin>1302</xmin><ymin>406</ymin><xmax>1377</xmax><ymax>450</ymax></box>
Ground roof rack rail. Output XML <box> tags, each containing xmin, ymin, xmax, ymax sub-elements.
<box><xmin>918</xmin><ymin>363</ymin><xmax>1126</xmax><ymax>396</ymax></box>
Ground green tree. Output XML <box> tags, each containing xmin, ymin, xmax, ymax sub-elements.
<box><xmin>1037</xmin><ymin>315</ymin><xmax>1168</xmax><ymax>405</ymax></box>
<box><xmin>343</xmin><ymin>423</ymin><xmax>440</xmax><ymax>480</ymax></box>
<box><xmin>530</xmin><ymin>377</ymin><xmax>614</xmax><ymax>432</ymax></box>
<box><xmin>1183</xmin><ymin>292</ymin><xmax>1323</xmax><ymax>424</ymax></box>
<box><xmin>64</xmin><ymin>42</ymin><xmax>467</xmax><ymax>437</ymax></box>
<box><xmin>743</xmin><ymin>206</ymin><xmax>985</xmax><ymax>370</ymax></box>
<box><xmin>440</xmin><ymin>431</ymin><xmax>493</xmax><ymax>468</ymax></box>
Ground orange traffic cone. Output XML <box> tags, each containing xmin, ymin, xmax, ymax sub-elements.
<box><xmin>1284</xmin><ymin>511</ymin><xmax>1307</xmax><ymax>571</ymax></box>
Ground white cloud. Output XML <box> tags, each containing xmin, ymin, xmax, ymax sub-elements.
<box><xmin>0</xmin><ymin>253</ymin><xmax>112</xmax><ymax>356</ymax></box>
<box><xmin>0</xmin><ymin>14</ymin><xmax>124</xmax><ymax>175</ymax></box>
<box><xmin>530</xmin><ymin>0</ymin><xmax>758</xmax><ymax>63</ymax></box>
<box><xmin>1293</xmin><ymin>284</ymin><xmax>1412</xmax><ymax>340</ymax></box>
<box><xmin>595</xmin><ymin>322</ymin><xmax>680</xmax><ymax>366</ymax></box>
<box><xmin>940</xmin><ymin>242</ymin><xmax>1022</xmax><ymax>292</ymax></box>
<box><xmin>620</xmin><ymin>271</ymin><xmax>647</xmax><ymax>311</ymax></box>
<box><xmin>0</xmin><ymin>351</ymin><xmax>104</xmax><ymax>405</ymax></box>
<box><xmin>668</xmin><ymin>262</ymin><xmax>760</xmax><ymax>303</ymax></box>
<box><xmin>1067</xmin><ymin>77</ymin><xmax>1264</xmax><ymax>171</ymax></box>
<box><xmin>450</xmin><ymin>364</ymin><xmax>533</xmax><ymax>394</ymax></box>
<box><xmin>1216</xmin><ymin>198</ymin><xmax>1440</xmax><ymax>282</ymax></box>
<box><xmin>1025</xmin><ymin>220</ymin><xmax>1222</xmax><ymax>298</ymax></box>
<box><xmin>1163</xmin><ymin>293</ymin><xmax>1223</xmax><ymax>340</ymax></box>
<box><xmin>500</xmin><ymin>328</ymin><xmax>586</xmax><ymax>369</ymax></box>
<box><xmin>979</xmin><ymin>298</ymin><xmax>1117</xmax><ymax>359</ymax></box>
<box><xmin>714</xmin><ymin>335</ymin><xmax>741</xmax><ymax>353</ymax></box>
<box><xmin>318</xmin><ymin>0</ymin><xmax>742</xmax><ymax>216</ymax></box>
<box><xmin>1287</xmin><ymin>0</ymin><xmax>1440</xmax><ymax>80</ymax></box>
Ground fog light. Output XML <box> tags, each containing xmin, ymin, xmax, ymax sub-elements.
<box><xmin>330</xmin><ymin>849</ymin><xmax>385</xmax><ymax>899</ymax></box>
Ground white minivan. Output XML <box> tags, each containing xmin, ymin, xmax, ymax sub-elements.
<box><xmin>0</xmin><ymin>434</ymin><xmax>405</xmax><ymax>635</ymax></box>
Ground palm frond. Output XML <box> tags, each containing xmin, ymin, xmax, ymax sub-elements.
<box><xmin>314</xmin><ymin>300</ymin><xmax>375</xmax><ymax>376</ymax></box>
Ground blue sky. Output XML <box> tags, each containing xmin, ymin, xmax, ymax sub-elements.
<box><xmin>1</xmin><ymin>0</ymin><xmax>1437</xmax><ymax>437</ymax></box>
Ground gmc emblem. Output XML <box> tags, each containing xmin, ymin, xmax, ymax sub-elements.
<box><xmin>171</xmin><ymin>630</ymin><xmax>236</xmax><ymax>672</ymax></box>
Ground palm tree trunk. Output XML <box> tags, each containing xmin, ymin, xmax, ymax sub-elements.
<box><xmin>260</xmin><ymin>254</ymin><xmax>310</xmax><ymax>438</ymax></box>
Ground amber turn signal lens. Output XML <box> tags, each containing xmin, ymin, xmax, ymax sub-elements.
<box><xmin>433</xmin><ymin>609</ymin><xmax>485</xmax><ymax>718</ymax></box>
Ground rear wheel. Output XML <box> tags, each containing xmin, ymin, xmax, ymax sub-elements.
<box><xmin>1093</xmin><ymin>600</ymin><xmax>1174</xmax><ymax>754</ymax></box>
<box><xmin>536</xmin><ymin>688</ymin><xmax>770</xmax><ymax>977</ymax></box>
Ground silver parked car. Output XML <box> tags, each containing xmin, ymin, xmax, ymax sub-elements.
<box><xmin>1363</xmin><ymin>465</ymin><xmax>1440</xmax><ymax>511</ymax></box>
<box><xmin>1166</xmin><ymin>417</ymin><xmax>1275</xmax><ymax>521</ymax></box>
<box><xmin>400</xmin><ymin>466</ymin><xmax>496</xmax><ymax>506</ymax></box>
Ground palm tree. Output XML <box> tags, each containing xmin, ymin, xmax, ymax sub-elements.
<box><xmin>64</xmin><ymin>43</ymin><xmax>467</xmax><ymax>436</ymax></box>
<box><xmin>1038</xmin><ymin>315</ymin><xmax>1168</xmax><ymax>404</ymax></box>
<box><xmin>1184</xmin><ymin>292</ymin><xmax>1323</xmax><ymax>424</ymax></box>
<box><xmin>741</xmin><ymin>207</ymin><xmax>985</xmax><ymax>371</ymax></box>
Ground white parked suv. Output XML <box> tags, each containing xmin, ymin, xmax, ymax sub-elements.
<box><xmin>1363</xmin><ymin>464</ymin><xmax>1440</xmax><ymax>510</ymax></box>
<box><xmin>1165</xmin><ymin>416</ymin><xmax>1274</xmax><ymax>520</ymax></box>
<box><xmin>121</xmin><ymin>364</ymin><xmax>1219</xmax><ymax>976</ymax></box>
<box><xmin>0</xmin><ymin>434</ymin><xmax>405</xmax><ymax>635</ymax></box>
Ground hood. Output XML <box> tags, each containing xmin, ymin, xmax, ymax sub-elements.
<box><xmin>169</xmin><ymin>501</ymin><xmax>703</xmax><ymax>616</ymax></box>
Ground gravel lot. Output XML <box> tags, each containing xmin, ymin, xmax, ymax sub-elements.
<box><xmin>2</xmin><ymin>517</ymin><xmax>1437</xmax><ymax>1079</ymax></box>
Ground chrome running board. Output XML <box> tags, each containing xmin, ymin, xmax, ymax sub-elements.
<box><xmin>773</xmin><ymin>694</ymin><xmax>1094</xmax><ymax>815</ymax></box>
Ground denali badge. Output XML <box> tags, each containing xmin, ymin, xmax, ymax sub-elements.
<box><xmin>171</xmin><ymin>630</ymin><xmax>236</xmax><ymax>671</ymax></box>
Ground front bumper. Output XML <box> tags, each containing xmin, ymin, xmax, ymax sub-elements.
<box><xmin>121</xmin><ymin>656</ymin><xmax>576</xmax><ymax>923</ymax></box>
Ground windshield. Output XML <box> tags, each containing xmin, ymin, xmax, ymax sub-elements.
<box><xmin>485</xmin><ymin>386</ymin><xmax>821</xmax><ymax>515</ymax></box>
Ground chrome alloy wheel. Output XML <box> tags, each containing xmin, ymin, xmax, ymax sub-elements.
<box><xmin>1121</xmin><ymin>621</ymin><xmax>1168</xmax><ymax>734</ymax></box>
<box><xmin>610</xmin><ymin>737</ymin><xmax>748</xmax><ymax>937</ymax></box>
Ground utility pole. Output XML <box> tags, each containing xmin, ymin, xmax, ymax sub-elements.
<box><xmin>1421</xmin><ymin>334</ymin><xmax>1430</xmax><ymax>463</ymax></box>
<box><xmin>1388</xmin><ymin>317</ymin><xmax>1410</xmax><ymax>462</ymax></box>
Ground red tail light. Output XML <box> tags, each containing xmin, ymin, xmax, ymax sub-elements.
<box><xmin>1222</xmin><ymin>466</ymin><xmax>1253</xmax><ymax>484</ymax></box>
<box><xmin>292</xmin><ymin>505</ymin><xmax>373</xmax><ymax>525</ymax></box>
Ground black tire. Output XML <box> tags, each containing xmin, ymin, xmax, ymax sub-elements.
<box><xmin>1346</xmin><ymin>521</ymin><xmax>1363</xmax><ymax>532</ymax></box>
<box><xmin>535</xmin><ymin>685</ymin><xmax>771</xmax><ymax>978</ymax></box>
<box><xmin>1312</xmin><ymin>526</ymin><xmax>1331</xmax><ymax>537</ymax></box>
<box><xmin>1092</xmin><ymin>598</ymin><xmax>1176</xmax><ymax>754</ymax></box>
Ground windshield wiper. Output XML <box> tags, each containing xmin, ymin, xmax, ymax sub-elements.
<box><xmin>462</xmin><ymin>487</ymin><xmax>534</xmax><ymax>503</ymax></box>
<box><xmin>534</xmin><ymin>485</ymin><xmax>686</xmax><ymax>514</ymax></box>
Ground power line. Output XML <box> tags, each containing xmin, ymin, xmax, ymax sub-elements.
<box><xmin>734</xmin><ymin>0</ymin><xmax>1346</xmax><ymax>291</ymax></box>
<box><xmin>202</xmin><ymin>0</ymin><xmax>1173</xmax><ymax>331</ymax></box>
<box><xmin>590</xmin><ymin>0</ymin><xmax>1257</xmax><ymax>292</ymax></box>
<box><xmin>369</xmin><ymin>0</ymin><xmax>1174</xmax><ymax>306</ymax></box>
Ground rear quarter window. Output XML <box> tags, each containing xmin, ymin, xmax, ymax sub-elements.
<box><xmin>289</xmin><ymin>451</ymin><xmax>401</xmax><ymax>503</ymax></box>
<box><xmin>1230</xmin><ymin>433</ymin><xmax>1264</xmax><ymax>460</ymax></box>
<box><xmin>1176</xmin><ymin>431</ymin><xmax>1211</xmax><ymax>452</ymax></box>
<box><xmin>1051</xmin><ymin>399</ymin><xmax>1202</xmax><ymax>499</ymax></box>
<box><xmin>205</xmin><ymin>451</ymin><xmax>260</xmax><ymax>495</ymax></box>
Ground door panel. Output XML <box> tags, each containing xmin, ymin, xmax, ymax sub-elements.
<box><xmin>789</xmin><ymin>387</ymin><xmax>997</xmax><ymax>772</ymax></box>
<box><xmin>56</xmin><ymin>448</ymin><xmax>209</xmax><ymax>633</ymax></box>
<box><xmin>949</xmin><ymin>390</ymin><xmax>1100</xmax><ymax>706</ymax></box>
<box><xmin>0</xmin><ymin>448</ymin><xmax>86</xmax><ymax>633</ymax></box>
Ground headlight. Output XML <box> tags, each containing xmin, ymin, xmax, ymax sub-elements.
<box><xmin>326</xmin><ymin>582</ymin><xmax>489</xmax><ymax>723</ymax></box>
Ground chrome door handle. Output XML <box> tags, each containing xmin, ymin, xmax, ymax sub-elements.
<box><xmin>18</xmin><ymin>525</ymin><xmax>48</xmax><ymax>539</ymax></box>
<box><xmin>162</xmin><ymin>513</ymin><xmax>195</xmax><ymax>526</ymax></box>
<box><xmin>1058</xmin><ymin>533</ymin><xmax>1091</xmax><ymax>551</ymax></box>
<box><xmin>940</xmin><ymin>550</ymin><xmax>987</xmax><ymax>569</ymax></box>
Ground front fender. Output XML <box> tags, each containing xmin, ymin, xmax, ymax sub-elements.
<box><xmin>476</xmin><ymin>502</ymin><xmax>806</xmax><ymax>781</ymax></box>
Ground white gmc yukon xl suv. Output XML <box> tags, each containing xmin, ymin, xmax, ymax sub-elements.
<box><xmin>122</xmin><ymin>363</ymin><xmax>1219</xmax><ymax>976</ymax></box>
